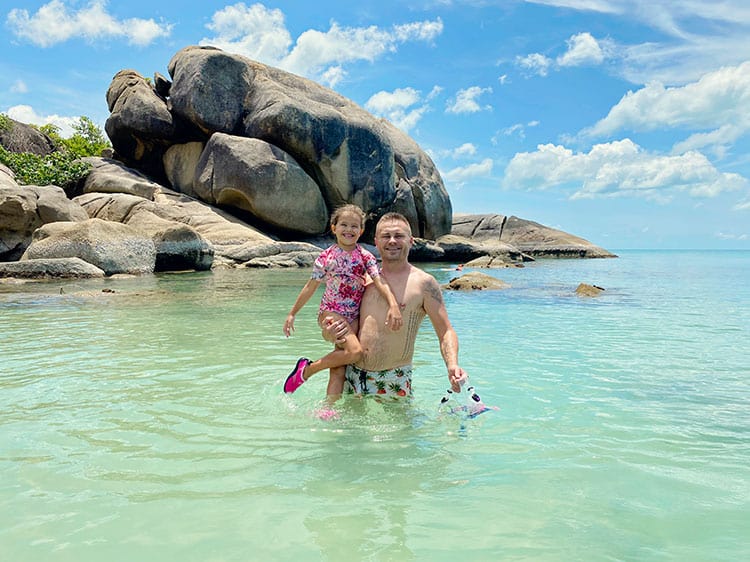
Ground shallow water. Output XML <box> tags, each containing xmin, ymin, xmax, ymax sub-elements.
<box><xmin>1</xmin><ymin>251</ymin><xmax>749</xmax><ymax>561</ymax></box>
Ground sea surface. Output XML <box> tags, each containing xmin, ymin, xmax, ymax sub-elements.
<box><xmin>1</xmin><ymin>250</ymin><xmax>748</xmax><ymax>561</ymax></box>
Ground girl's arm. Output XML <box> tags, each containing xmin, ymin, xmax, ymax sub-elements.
<box><xmin>370</xmin><ymin>276</ymin><xmax>403</xmax><ymax>330</ymax></box>
<box><xmin>283</xmin><ymin>279</ymin><xmax>321</xmax><ymax>337</ymax></box>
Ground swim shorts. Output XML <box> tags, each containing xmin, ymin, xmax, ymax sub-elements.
<box><xmin>344</xmin><ymin>364</ymin><xmax>413</xmax><ymax>399</ymax></box>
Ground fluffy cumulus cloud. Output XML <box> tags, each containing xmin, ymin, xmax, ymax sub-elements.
<box><xmin>365</xmin><ymin>86</ymin><xmax>441</xmax><ymax>132</ymax></box>
<box><xmin>516</xmin><ymin>53</ymin><xmax>553</xmax><ymax>77</ymax></box>
<box><xmin>557</xmin><ymin>32</ymin><xmax>608</xmax><ymax>67</ymax></box>
<box><xmin>201</xmin><ymin>3</ymin><xmax>443</xmax><ymax>87</ymax></box>
<box><xmin>203</xmin><ymin>2</ymin><xmax>292</xmax><ymax>63</ymax></box>
<box><xmin>503</xmin><ymin>139</ymin><xmax>748</xmax><ymax>201</ymax></box>
<box><xmin>446</xmin><ymin>86</ymin><xmax>493</xmax><ymax>114</ymax></box>
<box><xmin>517</xmin><ymin>32</ymin><xmax>610</xmax><ymax>76</ymax></box>
<box><xmin>443</xmin><ymin>158</ymin><xmax>494</xmax><ymax>185</ymax></box>
<box><xmin>6</xmin><ymin>104</ymin><xmax>78</xmax><ymax>137</ymax></box>
<box><xmin>6</xmin><ymin>0</ymin><xmax>172</xmax><ymax>47</ymax></box>
<box><xmin>583</xmin><ymin>61</ymin><xmax>750</xmax><ymax>158</ymax></box>
<box><xmin>528</xmin><ymin>1</ymin><xmax>750</xmax><ymax>84</ymax></box>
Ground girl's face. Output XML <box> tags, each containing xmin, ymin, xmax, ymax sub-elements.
<box><xmin>331</xmin><ymin>211</ymin><xmax>363</xmax><ymax>250</ymax></box>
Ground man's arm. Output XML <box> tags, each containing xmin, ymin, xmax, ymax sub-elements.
<box><xmin>422</xmin><ymin>275</ymin><xmax>467</xmax><ymax>391</ymax></box>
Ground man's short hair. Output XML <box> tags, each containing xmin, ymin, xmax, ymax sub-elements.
<box><xmin>376</xmin><ymin>212</ymin><xmax>412</xmax><ymax>235</ymax></box>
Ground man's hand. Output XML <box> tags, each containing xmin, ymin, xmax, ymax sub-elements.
<box><xmin>448</xmin><ymin>366</ymin><xmax>467</xmax><ymax>392</ymax></box>
<box><xmin>322</xmin><ymin>315</ymin><xmax>349</xmax><ymax>344</ymax></box>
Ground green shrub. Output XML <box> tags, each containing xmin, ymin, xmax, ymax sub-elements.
<box><xmin>0</xmin><ymin>114</ymin><xmax>111</xmax><ymax>190</ymax></box>
<box><xmin>0</xmin><ymin>145</ymin><xmax>91</xmax><ymax>189</ymax></box>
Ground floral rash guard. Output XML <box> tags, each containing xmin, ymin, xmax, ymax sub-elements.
<box><xmin>311</xmin><ymin>244</ymin><xmax>380</xmax><ymax>324</ymax></box>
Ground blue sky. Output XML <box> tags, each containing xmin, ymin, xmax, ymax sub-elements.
<box><xmin>2</xmin><ymin>1</ymin><xmax>750</xmax><ymax>249</ymax></box>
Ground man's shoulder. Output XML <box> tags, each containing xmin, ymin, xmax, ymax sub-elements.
<box><xmin>408</xmin><ymin>264</ymin><xmax>437</xmax><ymax>284</ymax></box>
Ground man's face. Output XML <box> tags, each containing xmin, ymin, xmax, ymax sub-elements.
<box><xmin>375</xmin><ymin>220</ymin><xmax>413</xmax><ymax>263</ymax></box>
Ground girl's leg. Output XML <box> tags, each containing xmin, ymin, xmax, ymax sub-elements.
<box><xmin>303</xmin><ymin>315</ymin><xmax>361</xmax><ymax>380</ymax></box>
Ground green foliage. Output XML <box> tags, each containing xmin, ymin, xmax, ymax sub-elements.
<box><xmin>0</xmin><ymin>113</ymin><xmax>11</xmax><ymax>132</ymax></box>
<box><xmin>0</xmin><ymin>114</ymin><xmax>111</xmax><ymax>190</ymax></box>
<box><xmin>63</xmin><ymin>116</ymin><xmax>111</xmax><ymax>158</ymax></box>
<box><xmin>0</xmin><ymin>145</ymin><xmax>91</xmax><ymax>189</ymax></box>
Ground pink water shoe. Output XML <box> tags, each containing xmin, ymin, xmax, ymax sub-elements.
<box><xmin>283</xmin><ymin>357</ymin><xmax>311</xmax><ymax>394</ymax></box>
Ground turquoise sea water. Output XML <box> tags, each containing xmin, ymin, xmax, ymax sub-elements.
<box><xmin>1</xmin><ymin>250</ymin><xmax>749</xmax><ymax>561</ymax></box>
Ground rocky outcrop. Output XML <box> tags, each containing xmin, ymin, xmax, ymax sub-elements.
<box><xmin>575</xmin><ymin>283</ymin><xmax>605</xmax><ymax>297</ymax></box>
<box><xmin>436</xmin><ymin>233</ymin><xmax>531</xmax><ymax>264</ymax></box>
<box><xmin>1</xmin><ymin>172</ymin><xmax>89</xmax><ymax>261</ymax></box>
<box><xmin>0</xmin><ymin>257</ymin><xmax>105</xmax><ymax>278</ymax></box>
<box><xmin>0</xmin><ymin>117</ymin><xmax>57</xmax><ymax>155</ymax></box>
<box><xmin>443</xmin><ymin>271</ymin><xmax>511</xmax><ymax>291</ymax></box>
<box><xmin>449</xmin><ymin>214</ymin><xmax>616</xmax><ymax>261</ymax></box>
<box><xmin>105</xmin><ymin>45</ymin><xmax>451</xmax><ymax>240</ymax></box>
<box><xmin>0</xmin><ymin>46</ymin><xmax>617</xmax><ymax>279</ymax></box>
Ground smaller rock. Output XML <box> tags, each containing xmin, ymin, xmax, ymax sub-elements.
<box><xmin>22</xmin><ymin>218</ymin><xmax>156</xmax><ymax>275</ymax></box>
<box><xmin>575</xmin><ymin>283</ymin><xmax>605</xmax><ymax>297</ymax></box>
<box><xmin>464</xmin><ymin>255</ymin><xmax>525</xmax><ymax>268</ymax></box>
<box><xmin>0</xmin><ymin>257</ymin><xmax>105</xmax><ymax>278</ymax></box>
<box><xmin>443</xmin><ymin>271</ymin><xmax>511</xmax><ymax>291</ymax></box>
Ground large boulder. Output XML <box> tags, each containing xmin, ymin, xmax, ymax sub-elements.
<box><xmin>0</xmin><ymin>116</ymin><xmax>56</xmax><ymax>155</ymax></box>
<box><xmin>162</xmin><ymin>142</ymin><xmax>204</xmax><ymax>195</ymax></box>
<box><xmin>158</xmin><ymin>46</ymin><xmax>451</xmax><ymax>239</ymax></box>
<box><xmin>126</xmin><ymin>208</ymin><xmax>214</xmax><ymax>271</ymax></box>
<box><xmin>0</xmin><ymin>257</ymin><xmax>105</xmax><ymax>278</ymax></box>
<box><xmin>74</xmin><ymin>190</ymin><xmax>272</xmax><ymax>259</ymax></box>
<box><xmin>193</xmin><ymin>133</ymin><xmax>328</xmax><ymax>235</ymax></box>
<box><xmin>81</xmin><ymin>157</ymin><xmax>164</xmax><ymax>199</ymax></box>
<box><xmin>21</xmin><ymin>218</ymin><xmax>156</xmax><ymax>275</ymax></box>
<box><xmin>1</xmin><ymin>179</ymin><xmax>88</xmax><ymax>261</ymax></box>
<box><xmin>104</xmin><ymin>70</ymin><xmax>178</xmax><ymax>180</ymax></box>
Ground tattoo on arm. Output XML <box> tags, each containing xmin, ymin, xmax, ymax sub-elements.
<box><xmin>425</xmin><ymin>280</ymin><xmax>443</xmax><ymax>305</ymax></box>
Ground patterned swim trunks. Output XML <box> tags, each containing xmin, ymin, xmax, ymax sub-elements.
<box><xmin>344</xmin><ymin>364</ymin><xmax>413</xmax><ymax>399</ymax></box>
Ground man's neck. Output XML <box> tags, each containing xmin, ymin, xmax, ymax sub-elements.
<box><xmin>381</xmin><ymin>260</ymin><xmax>411</xmax><ymax>277</ymax></box>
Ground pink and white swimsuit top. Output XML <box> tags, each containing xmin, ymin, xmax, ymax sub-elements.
<box><xmin>311</xmin><ymin>243</ymin><xmax>380</xmax><ymax>324</ymax></box>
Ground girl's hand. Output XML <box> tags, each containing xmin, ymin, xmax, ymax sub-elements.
<box><xmin>385</xmin><ymin>306</ymin><xmax>403</xmax><ymax>331</ymax></box>
<box><xmin>283</xmin><ymin>314</ymin><xmax>295</xmax><ymax>337</ymax></box>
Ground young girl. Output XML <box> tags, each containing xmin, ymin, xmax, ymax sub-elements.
<box><xmin>282</xmin><ymin>204</ymin><xmax>402</xmax><ymax>398</ymax></box>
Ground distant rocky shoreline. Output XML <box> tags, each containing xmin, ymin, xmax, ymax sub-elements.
<box><xmin>0</xmin><ymin>45</ymin><xmax>615</xmax><ymax>281</ymax></box>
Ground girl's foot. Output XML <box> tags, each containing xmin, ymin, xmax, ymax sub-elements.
<box><xmin>283</xmin><ymin>358</ymin><xmax>310</xmax><ymax>393</ymax></box>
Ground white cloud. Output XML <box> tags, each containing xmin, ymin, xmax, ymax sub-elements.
<box><xmin>557</xmin><ymin>32</ymin><xmax>608</xmax><ymax>67</ymax></box>
<box><xmin>586</xmin><ymin>62</ymin><xmax>750</xmax><ymax>136</ymax></box>
<box><xmin>443</xmin><ymin>158</ymin><xmax>494</xmax><ymax>184</ymax></box>
<box><xmin>502</xmin><ymin>138</ymin><xmax>748</xmax><ymax>201</ymax></box>
<box><xmin>527</xmin><ymin>1</ymin><xmax>750</xmax><ymax>84</ymax></box>
<box><xmin>201</xmin><ymin>4</ymin><xmax>443</xmax><ymax>86</ymax></box>
<box><xmin>502</xmin><ymin>121</ymin><xmax>539</xmax><ymax>138</ymax></box>
<box><xmin>5</xmin><ymin>104</ymin><xmax>78</xmax><ymax>137</ymax></box>
<box><xmin>516</xmin><ymin>53</ymin><xmax>553</xmax><ymax>77</ymax></box>
<box><xmin>10</xmin><ymin>80</ymin><xmax>28</xmax><ymax>94</ymax></box>
<box><xmin>452</xmin><ymin>143</ymin><xmax>477</xmax><ymax>157</ymax></box>
<box><xmin>582</xmin><ymin>61</ymin><xmax>750</xmax><ymax>157</ymax></box>
<box><xmin>365</xmin><ymin>87</ymin><xmax>434</xmax><ymax>132</ymax></box>
<box><xmin>446</xmin><ymin>86</ymin><xmax>493</xmax><ymax>114</ymax></box>
<box><xmin>517</xmin><ymin>32</ymin><xmax>610</xmax><ymax>77</ymax></box>
<box><xmin>6</xmin><ymin>0</ymin><xmax>172</xmax><ymax>47</ymax></box>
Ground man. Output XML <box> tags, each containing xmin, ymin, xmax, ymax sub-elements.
<box><xmin>325</xmin><ymin>212</ymin><xmax>467</xmax><ymax>398</ymax></box>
